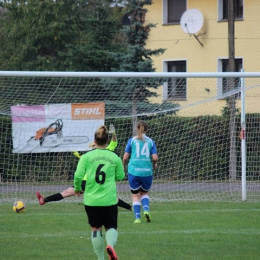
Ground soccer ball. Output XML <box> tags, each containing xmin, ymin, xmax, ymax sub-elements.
<box><xmin>13</xmin><ymin>200</ymin><xmax>26</xmax><ymax>213</ymax></box>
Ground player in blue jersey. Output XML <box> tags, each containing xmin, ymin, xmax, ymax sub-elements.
<box><xmin>123</xmin><ymin>120</ymin><xmax>158</xmax><ymax>224</ymax></box>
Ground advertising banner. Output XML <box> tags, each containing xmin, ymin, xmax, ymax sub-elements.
<box><xmin>11</xmin><ymin>103</ymin><xmax>105</xmax><ymax>153</ymax></box>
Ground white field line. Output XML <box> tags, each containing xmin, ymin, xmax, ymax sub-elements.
<box><xmin>0</xmin><ymin>228</ymin><xmax>259</xmax><ymax>239</ymax></box>
<box><xmin>1</xmin><ymin>208</ymin><xmax>259</xmax><ymax>239</ymax></box>
<box><xmin>1</xmin><ymin>207</ymin><xmax>260</xmax><ymax>217</ymax></box>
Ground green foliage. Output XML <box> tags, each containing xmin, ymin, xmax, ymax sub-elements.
<box><xmin>108</xmin><ymin>0</ymin><xmax>178</xmax><ymax>115</ymax></box>
<box><xmin>221</xmin><ymin>98</ymin><xmax>241</xmax><ymax>117</ymax></box>
<box><xmin>0</xmin><ymin>0</ymin><xmax>176</xmax><ymax>116</ymax></box>
<box><xmin>108</xmin><ymin>114</ymin><xmax>247</xmax><ymax>181</ymax></box>
<box><xmin>0</xmin><ymin>0</ymin><xmax>126</xmax><ymax>71</ymax></box>
<box><xmin>1</xmin><ymin>113</ymin><xmax>257</xmax><ymax>182</ymax></box>
<box><xmin>115</xmin><ymin>0</ymin><xmax>165</xmax><ymax>73</ymax></box>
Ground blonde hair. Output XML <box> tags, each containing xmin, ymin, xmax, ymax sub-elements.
<box><xmin>88</xmin><ymin>142</ymin><xmax>96</xmax><ymax>149</ymax></box>
<box><xmin>94</xmin><ymin>125</ymin><xmax>109</xmax><ymax>146</ymax></box>
<box><xmin>136</xmin><ymin>121</ymin><xmax>148</xmax><ymax>141</ymax></box>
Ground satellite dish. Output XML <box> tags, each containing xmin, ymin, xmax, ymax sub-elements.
<box><xmin>180</xmin><ymin>9</ymin><xmax>204</xmax><ymax>34</ymax></box>
<box><xmin>180</xmin><ymin>9</ymin><xmax>204</xmax><ymax>47</ymax></box>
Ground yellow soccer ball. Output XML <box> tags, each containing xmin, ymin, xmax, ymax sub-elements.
<box><xmin>13</xmin><ymin>200</ymin><xmax>26</xmax><ymax>213</ymax></box>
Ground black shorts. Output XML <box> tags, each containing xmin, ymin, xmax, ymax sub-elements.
<box><xmin>84</xmin><ymin>204</ymin><xmax>118</xmax><ymax>229</ymax></box>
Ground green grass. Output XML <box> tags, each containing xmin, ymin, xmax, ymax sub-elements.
<box><xmin>1</xmin><ymin>201</ymin><xmax>260</xmax><ymax>260</ymax></box>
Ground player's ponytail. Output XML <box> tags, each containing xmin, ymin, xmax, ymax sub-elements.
<box><xmin>95</xmin><ymin>125</ymin><xmax>109</xmax><ymax>146</ymax></box>
<box><xmin>137</xmin><ymin>121</ymin><xmax>148</xmax><ymax>141</ymax></box>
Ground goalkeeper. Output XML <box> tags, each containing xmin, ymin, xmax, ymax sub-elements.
<box><xmin>36</xmin><ymin>124</ymin><xmax>132</xmax><ymax>211</ymax></box>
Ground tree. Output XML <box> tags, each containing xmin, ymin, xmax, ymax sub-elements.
<box><xmin>61</xmin><ymin>0</ymin><xmax>128</xmax><ymax>72</ymax></box>
<box><xmin>228</xmin><ymin>0</ymin><xmax>237</xmax><ymax>180</ymax></box>
<box><xmin>0</xmin><ymin>0</ymin><xmax>126</xmax><ymax>72</ymax></box>
<box><xmin>0</xmin><ymin>0</ymin><xmax>130</xmax><ymax>107</ymax></box>
<box><xmin>0</xmin><ymin>0</ymin><xmax>178</xmax><ymax>122</ymax></box>
<box><xmin>111</xmin><ymin>0</ymin><xmax>179</xmax><ymax>132</ymax></box>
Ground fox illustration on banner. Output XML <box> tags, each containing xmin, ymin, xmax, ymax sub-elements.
<box><xmin>11</xmin><ymin>103</ymin><xmax>105</xmax><ymax>153</ymax></box>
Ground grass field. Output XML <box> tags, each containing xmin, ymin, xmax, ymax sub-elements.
<box><xmin>1</xmin><ymin>201</ymin><xmax>260</xmax><ymax>260</ymax></box>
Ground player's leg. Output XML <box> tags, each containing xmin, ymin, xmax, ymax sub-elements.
<box><xmin>106</xmin><ymin>244</ymin><xmax>118</xmax><ymax>260</ymax></box>
<box><xmin>104</xmin><ymin>205</ymin><xmax>119</xmax><ymax>260</ymax></box>
<box><xmin>36</xmin><ymin>191</ymin><xmax>63</xmax><ymax>205</ymax></box>
<box><xmin>60</xmin><ymin>186</ymin><xmax>75</xmax><ymax>198</ymax></box>
<box><xmin>36</xmin><ymin>191</ymin><xmax>47</xmax><ymax>205</ymax></box>
<box><xmin>36</xmin><ymin>187</ymin><xmax>74</xmax><ymax>205</ymax></box>
<box><xmin>140</xmin><ymin>175</ymin><xmax>153</xmax><ymax>223</ymax></box>
<box><xmin>141</xmin><ymin>192</ymin><xmax>151</xmax><ymax>223</ymax></box>
<box><xmin>85</xmin><ymin>205</ymin><xmax>105</xmax><ymax>260</ymax></box>
<box><xmin>91</xmin><ymin>229</ymin><xmax>105</xmax><ymax>260</ymax></box>
<box><xmin>128</xmin><ymin>174</ymin><xmax>142</xmax><ymax>223</ymax></box>
<box><xmin>132</xmin><ymin>192</ymin><xmax>141</xmax><ymax>223</ymax></box>
<box><xmin>117</xmin><ymin>198</ymin><xmax>132</xmax><ymax>211</ymax></box>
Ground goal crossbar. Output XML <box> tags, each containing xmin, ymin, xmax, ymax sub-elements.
<box><xmin>0</xmin><ymin>71</ymin><xmax>260</xmax><ymax>204</ymax></box>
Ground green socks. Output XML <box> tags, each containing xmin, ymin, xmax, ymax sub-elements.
<box><xmin>91</xmin><ymin>230</ymin><xmax>104</xmax><ymax>260</ymax></box>
<box><xmin>91</xmin><ymin>228</ymin><xmax>118</xmax><ymax>259</ymax></box>
<box><xmin>105</xmin><ymin>228</ymin><xmax>118</xmax><ymax>248</ymax></box>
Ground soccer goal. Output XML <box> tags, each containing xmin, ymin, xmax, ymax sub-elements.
<box><xmin>0</xmin><ymin>71</ymin><xmax>260</xmax><ymax>204</ymax></box>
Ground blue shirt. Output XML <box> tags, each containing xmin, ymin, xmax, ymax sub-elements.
<box><xmin>125</xmin><ymin>135</ymin><xmax>157</xmax><ymax>177</ymax></box>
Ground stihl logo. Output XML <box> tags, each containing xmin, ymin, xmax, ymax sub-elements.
<box><xmin>74</xmin><ymin>108</ymin><xmax>102</xmax><ymax>115</ymax></box>
<box><xmin>71</xmin><ymin>102</ymin><xmax>105</xmax><ymax>120</ymax></box>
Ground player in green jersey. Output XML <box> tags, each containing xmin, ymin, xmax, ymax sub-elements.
<box><xmin>36</xmin><ymin>125</ymin><xmax>131</xmax><ymax>212</ymax></box>
<box><xmin>74</xmin><ymin>125</ymin><xmax>125</xmax><ymax>260</ymax></box>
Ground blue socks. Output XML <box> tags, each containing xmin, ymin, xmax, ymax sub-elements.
<box><xmin>141</xmin><ymin>194</ymin><xmax>150</xmax><ymax>212</ymax></box>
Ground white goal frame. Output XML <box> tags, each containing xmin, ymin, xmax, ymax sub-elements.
<box><xmin>0</xmin><ymin>70</ymin><xmax>260</xmax><ymax>204</ymax></box>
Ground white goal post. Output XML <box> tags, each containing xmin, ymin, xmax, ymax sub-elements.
<box><xmin>0</xmin><ymin>71</ymin><xmax>260</xmax><ymax>204</ymax></box>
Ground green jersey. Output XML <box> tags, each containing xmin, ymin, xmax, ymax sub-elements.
<box><xmin>81</xmin><ymin>140</ymin><xmax>118</xmax><ymax>182</ymax></box>
<box><xmin>74</xmin><ymin>148</ymin><xmax>125</xmax><ymax>206</ymax></box>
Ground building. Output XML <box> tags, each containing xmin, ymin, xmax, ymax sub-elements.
<box><xmin>145</xmin><ymin>0</ymin><xmax>260</xmax><ymax>116</ymax></box>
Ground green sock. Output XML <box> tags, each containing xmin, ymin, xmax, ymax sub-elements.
<box><xmin>105</xmin><ymin>228</ymin><xmax>118</xmax><ymax>248</ymax></box>
<box><xmin>91</xmin><ymin>231</ymin><xmax>104</xmax><ymax>260</ymax></box>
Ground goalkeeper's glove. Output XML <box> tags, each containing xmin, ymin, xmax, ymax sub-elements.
<box><xmin>72</xmin><ymin>151</ymin><xmax>81</xmax><ymax>159</ymax></box>
<box><xmin>109</xmin><ymin>124</ymin><xmax>116</xmax><ymax>134</ymax></box>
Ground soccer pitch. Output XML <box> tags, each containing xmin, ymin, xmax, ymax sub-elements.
<box><xmin>1</xmin><ymin>201</ymin><xmax>260</xmax><ymax>260</ymax></box>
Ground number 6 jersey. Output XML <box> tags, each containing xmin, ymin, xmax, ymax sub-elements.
<box><xmin>74</xmin><ymin>148</ymin><xmax>125</xmax><ymax>206</ymax></box>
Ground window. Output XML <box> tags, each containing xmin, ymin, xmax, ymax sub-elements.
<box><xmin>218</xmin><ymin>58</ymin><xmax>243</xmax><ymax>98</ymax></box>
<box><xmin>122</xmin><ymin>14</ymin><xmax>130</xmax><ymax>26</ymax></box>
<box><xmin>163</xmin><ymin>60</ymin><xmax>187</xmax><ymax>100</ymax></box>
<box><xmin>163</xmin><ymin>0</ymin><xmax>187</xmax><ymax>24</ymax></box>
<box><xmin>218</xmin><ymin>0</ymin><xmax>243</xmax><ymax>21</ymax></box>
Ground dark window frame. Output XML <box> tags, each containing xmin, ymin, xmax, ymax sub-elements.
<box><xmin>222</xmin><ymin>0</ymin><xmax>243</xmax><ymax>20</ymax></box>
<box><xmin>221</xmin><ymin>58</ymin><xmax>243</xmax><ymax>99</ymax></box>
<box><xmin>167</xmin><ymin>0</ymin><xmax>187</xmax><ymax>24</ymax></box>
<box><xmin>167</xmin><ymin>60</ymin><xmax>187</xmax><ymax>100</ymax></box>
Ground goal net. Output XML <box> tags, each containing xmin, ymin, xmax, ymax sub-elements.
<box><xmin>1</xmin><ymin>71</ymin><xmax>260</xmax><ymax>204</ymax></box>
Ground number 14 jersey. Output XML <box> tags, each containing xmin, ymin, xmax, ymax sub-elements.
<box><xmin>125</xmin><ymin>135</ymin><xmax>157</xmax><ymax>177</ymax></box>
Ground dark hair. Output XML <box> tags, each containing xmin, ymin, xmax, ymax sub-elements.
<box><xmin>95</xmin><ymin>125</ymin><xmax>109</xmax><ymax>146</ymax></box>
<box><xmin>137</xmin><ymin>121</ymin><xmax>148</xmax><ymax>141</ymax></box>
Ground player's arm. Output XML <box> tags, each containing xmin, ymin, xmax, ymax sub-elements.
<box><xmin>115</xmin><ymin>156</ymin><xmax>125</xmax><ymax>181</ymax></box>
<box><xmin>151</xmin><ymin>141</ymin><xmax>158</xmax><ymax>170</ymax></box>
<box><xmin>73</xmin><ymin>151</ymin><xmax>81</xmax><ymax>159</ymax></box>
<box><xmin>107</xmin><ymin>124</ymin><xmax>118</xmax><ymax>151</ymax></box>
<box><xmin>123</xmin><ymin>138</ymin><xmax>132</xmax><ymax>171</ymax></box>
<box><xmin>74</xmin><ymin>156</ymin><xmax>87</xmax><ymax>193</ymax></box>
<box><xmin>107</xmin><ymin>139</ymin><xmax>118</xmax><ymax>151</ymax></box>
<box><xmin>152</xmin><ymin>154</ymin><xmax>158</xmax><ymax>170</ymax></box>
<box><xmin>123</xmin><ymin>152</ymin><xmax>130</xmax><ymax>172</ymax></box>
